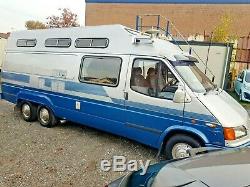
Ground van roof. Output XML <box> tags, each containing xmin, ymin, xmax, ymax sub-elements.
<box><xmin>7</xmin><ymin>24</ymin><xmax>187</xmax><ymax>61</ymax></box>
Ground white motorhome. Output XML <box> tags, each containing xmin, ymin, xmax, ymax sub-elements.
<box><xmin>1</xmin><ymin>25</ymin><xmax>249</xmax><ymax>159</ymax></box>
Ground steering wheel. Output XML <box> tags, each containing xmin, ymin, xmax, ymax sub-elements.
<box><xmin>161</xmin><ymin>79</ymin><xmax>178</xmax><ymax>92</ymax></box>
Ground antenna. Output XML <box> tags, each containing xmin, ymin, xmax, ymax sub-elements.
<box><xmin>205</xmin><ymin>32</ymin><xmax>213</xmax><ymax>75</ymax></box>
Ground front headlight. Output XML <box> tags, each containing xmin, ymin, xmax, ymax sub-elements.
<box><xmin>224</xmin><ymin>125</ymin><xmax>247</xmax><ymax>140</ymax></box>
<box><xmin>234</xmin><ymin>126</ymin><xmax>248</xmax><ymax>139</ymax></box>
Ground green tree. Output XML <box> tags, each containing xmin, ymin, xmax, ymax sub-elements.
<box><xmin>46</xmin><ymin>8</ymin><xmax>80</xmax><ymax>28</ymax></box>
<box><xmin>25</xmin><ymin>20</ymin><xmax>47</xmax><ymax>30</ymax></box>
<box><xmin>212</xmin><ymin>14</ymin><xmax>237</xmax><ymax>43</ymax></box>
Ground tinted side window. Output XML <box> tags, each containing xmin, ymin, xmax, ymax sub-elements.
<box><xmin>131</xmin><ymin>59</ymin><xmax>179</xmax><ymax>100</ymax></box>
<box><xmin>79</xmin><ymin>56</ymin><xmax>122</xmax><ymax>87</ymax></box>
<box><xmin>45</xmin><ymin>38</ymin><xmax>71</xmax><ymax>47</ymax></box>
<box><xmin>17</xmin><ymin>39</ymin><xmax>36</xmax><ymax>47</ymax></box>
<box><xmin>75</xmin><ymin>38</ymin><xmax>108</xmax><ymax>48</ymax></box>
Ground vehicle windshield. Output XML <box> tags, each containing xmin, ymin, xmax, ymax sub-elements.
<box><xmin>245</xmin><ymin>72</ymin><xmax>250</xmax><ymax>83</ymax></box>
<box><xmin>171</xmin><ymin>60</ymin><xmax>216</xmax><ymax>93</ymax></box>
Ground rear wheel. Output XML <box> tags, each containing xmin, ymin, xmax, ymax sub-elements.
<box><xmin>164</xmin><ymin>134</ymin><xmax>201</xmax><ymax>160</ymax></box>
<box><xmin>20</xmin><ymin>102</ymin><xmax>37</xmax><ymax>122</ymax></box>
<box><xmin>37</xmin><ymin>106</ymin><xmax>57</xmax><ymax>128</ymax></box>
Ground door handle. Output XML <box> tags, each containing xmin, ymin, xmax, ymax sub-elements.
<box><xmin>124</xmin><ymin>92</ymin><xmax>128</xmax><ymax>100</ymax></box>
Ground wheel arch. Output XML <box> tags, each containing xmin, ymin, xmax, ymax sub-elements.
<box><xmin>16</xmin><ymin>91</ymin><xmax>55</xmax><ymax>113</ymax></box>
<box><xmin>157</xmin><ymin>126</ymin><xmax>208</xmax><ymax>157</ymax></box>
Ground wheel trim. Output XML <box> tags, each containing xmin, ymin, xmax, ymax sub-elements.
<box><xmin>21</xmin><ymin>104</ymin><xmax>31</xmax><ymax>119</ymax></box>
<box><xmin>39</xmin><ymin>108</ymin><xmax>50</xmax><ymax>125</ymax></box>
<box><xmin>172</xmin><ymin>143</ymin><xmax>192</xmax><ymax>159</ymax></box>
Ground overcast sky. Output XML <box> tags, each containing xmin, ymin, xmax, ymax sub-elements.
<box><xmin>0</xmin><ymin>0</ymin><xmax>85</xmax><ymax>33</ymax></box>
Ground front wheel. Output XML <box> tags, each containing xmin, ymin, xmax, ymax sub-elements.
<box><xmin>37</xmin><ymin>106</ymin><xmax>57</xmax><ymax>128</ymax></box>
<box><xmin>164</xmin><ymin>134</ymin><xmax>201</xmax><ymax>160</ymax></box>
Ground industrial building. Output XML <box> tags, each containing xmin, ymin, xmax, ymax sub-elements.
<box><xmin>85</xmin><ymin>0</ymin><xmax>250</xmax><ymax>37</ymax></box>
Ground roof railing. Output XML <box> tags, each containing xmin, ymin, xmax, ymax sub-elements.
<box><xmin>135</xmin><ymin>14</ymin><xmax>216</xmax><ymax>80</ymax></box>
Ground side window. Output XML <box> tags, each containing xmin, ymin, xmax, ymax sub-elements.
<box><xmin>17</xmin><ymin>39</ymin><xmax>36</xmax><ymax>47</ymax></box>
<box><xmin>131</xmin><ymin>59</ymin><xmax>179</xmax><ymax>100</ymax></box>
<box><xmin>79</xmin><ymin>56</ymin><xmax>122</xmax><ymax>87</ymax></box>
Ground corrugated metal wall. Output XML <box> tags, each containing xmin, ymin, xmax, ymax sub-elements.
<box><xmin>235</xmin><ymin>36</ymin><xmax>250</xmax><ymax>69</ymax></box>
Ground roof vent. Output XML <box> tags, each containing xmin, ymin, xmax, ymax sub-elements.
<box><xmin>132</xmin><ymin>36</ymin><xmax>153</xmax><ymax>45</ymax></box>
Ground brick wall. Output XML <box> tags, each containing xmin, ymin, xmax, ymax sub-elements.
<box><xmin>85</xmin><ymin>3</ymin><xmax>250</xmax><ymax>36</ymax></box>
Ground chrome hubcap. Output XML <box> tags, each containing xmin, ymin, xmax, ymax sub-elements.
<box><xmin>40</xmin><ymin>108</ymin><xmax>50</xmax><ymax>124</ymax></box>
<box><xmin>22</xmin><ymin>104</ymin><xmax>31</xmax><ymax>119</ymax></box>
<box><xmin>172</xmin><ymin>143</ymin><xmax>192</xmax><ymax>159</ymax></box>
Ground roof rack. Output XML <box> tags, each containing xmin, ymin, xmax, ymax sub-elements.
<box><xmin>135</xmin><ymin>14</ymin><xmax>216</xmax><ymax>81</ymax></box>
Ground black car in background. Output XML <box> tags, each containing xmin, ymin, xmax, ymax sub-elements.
<box><xmin>108</xmin><ymin>148</ymin><xmax>250</xmax><ymax>187</ymax></box>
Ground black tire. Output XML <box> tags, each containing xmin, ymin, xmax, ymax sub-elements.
<box><xmin>20</xmin><ymin>102</ymin><xmax>37</xmax><ymax>122</ymax></box>
<box><xmin>37</xmin><ymin>106</ymin><xmax>57</xmax><ymax>128</ymax></box>
<box><xmin>164</xmin><ymin>134</ymin><xmax>201</xmax><ymax>160</ymax></box>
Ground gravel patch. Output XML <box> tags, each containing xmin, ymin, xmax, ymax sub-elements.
<box><xmin>0</xmin><ymin>100</ymin><xmax>158</xmax><ymax>187</ymax></box>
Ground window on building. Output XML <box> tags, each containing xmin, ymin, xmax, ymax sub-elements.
<box><xmin>79</xmin><ymin>56</ymin><xmax>122</xmax><ymax>87</ymax></box>
<box><xmin>45</xmin><ymin>38</ymin><xmax>71</xmax><ymax>47</ymax></box>
<box><xmin>17</xmin><ymin>39</ymin><xmax>36</xmax><ymax>47</ymax></box>
<box><xmin>75</xmin><ymin>38</ymin><xmax>108</xmax><ymax>48</ymax></box>
<box><xmin>131</xmin><ymin>58</ymin><xmax>179</xmax><ymax>100</ymax></box>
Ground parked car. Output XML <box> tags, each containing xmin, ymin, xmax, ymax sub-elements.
<box><xmin>1</xmin><ymin>25</ymin><xmax>250</xmax><ymax>160</ymax></box>
<box><xmin>235</xmin><ymin>69</ymin><xmax>250</xmax><ymax>102</ymax></box>
<box><xmin>108</xmin><ymin>147</ymin><xmax>250</xmax><ymax>187</ymax></box>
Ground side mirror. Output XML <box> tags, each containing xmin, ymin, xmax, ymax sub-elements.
<box><xmin>237</xmin><ymin>78</ymin><xmax>243</xmax><ymax>83</ymax></box>
<box><xmin>173</xmin><ymin>89</ymin><xmax>191</xmax><ymax>103</ymax></box>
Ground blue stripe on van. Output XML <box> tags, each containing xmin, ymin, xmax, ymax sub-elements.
<box><xmin>1</xmin><ymin>72</ymin><xmax>216</xmax><ymax>122</ymax></box>
<box><xmin>2</xmin><ymin>72</ymin><xmax>30</xmax><ymax>83</ymax></box>
<box><xmin>1</xmin><ymin>81</ymin><xmax>216</xmax><ymax>123</ymax></box>
<box><xmin>65</xmin><ymin>81</ymin><xmax>108</xmax><ymax>97</ymax></box>
<box><xmin>2</xmin><ymin>72</ymin><xmax>109</xmax><ymax>97</ymax></box>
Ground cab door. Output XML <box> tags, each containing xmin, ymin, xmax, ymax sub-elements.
<box><xmin>124</xmin><ymin>56</ymin><xmax>185</xmax><ymax>147</ymax></box>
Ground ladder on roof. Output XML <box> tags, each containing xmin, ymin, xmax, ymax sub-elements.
<box><xmin>135</xmin><ymin>14</ymin><xmax>216</xmax><ymax>82</ymax></box>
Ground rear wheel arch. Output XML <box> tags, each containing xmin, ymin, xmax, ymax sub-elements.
<box><xmin>16</xmin><ymin>94</ymin><xmax>55</xmax><ymax>113</ymax></box>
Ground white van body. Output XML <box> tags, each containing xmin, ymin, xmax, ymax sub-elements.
<box><xmin>1</xmin><ymin>25</ymin><xmax>250</xmax><ymax>159</ymax></box>
<box><xmin>0</xmin><ymin>37</ymin><xmax>7</xmax><ymax>71</ymax></box>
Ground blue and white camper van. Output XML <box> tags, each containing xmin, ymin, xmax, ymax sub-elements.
<box><xmin>1</xmin><ymin>25</ymin><xmax>250</xmax><ymax>159</ymax></box>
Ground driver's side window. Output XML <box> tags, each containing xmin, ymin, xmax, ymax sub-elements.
<box><xmin>130</xmin><ymin>58</ymin><xmax>179</xmax><ymax>100</ymax></box>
